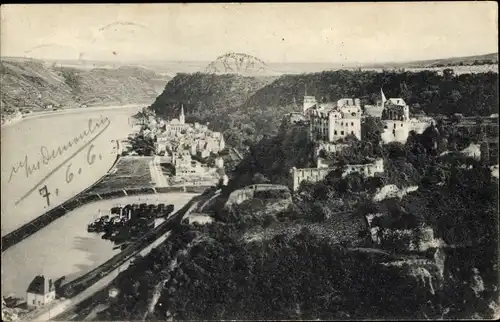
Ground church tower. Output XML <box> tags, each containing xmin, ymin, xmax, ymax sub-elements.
<box><xmin>180</xmin><ymin>104</ymin><xmax>185</xmax><ymax>124</ymax></box>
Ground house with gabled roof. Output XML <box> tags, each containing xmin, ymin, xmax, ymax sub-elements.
<box><xmin>26</xmin><ymin>275</ymin><xmax>56</xmax><ymax>308</ymax></box>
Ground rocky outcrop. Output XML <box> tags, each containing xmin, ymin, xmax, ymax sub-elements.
<box><xmin>373</xmin><ymin>184</ymin><xmax>419</xmax><ymax>202</ymax></box>
<box><xmin>1</xmin><ymin>297</ymin><xmax>22</xmax><ymax>322</ymax></box>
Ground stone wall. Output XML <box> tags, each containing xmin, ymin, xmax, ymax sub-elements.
<box><xmin>225</xmin><ymin>184</ymin><xmax>290</xmax><ymax>207</ymax></box>
<box><xmin>343</xmin><ymin>158</ymin><xmax>384</xmax><ymax>177</ymax></box>
<box><xmin>381</xmin><ymin>118</ymin><xmax>433</xmax><ymax>144</ymax></box>
<box><xmin>289</xmin><ymin>158</ymin><xmax>384</xmax><ymax>191</ymax></box>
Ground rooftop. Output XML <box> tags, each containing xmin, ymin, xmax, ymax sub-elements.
<box><xmin>387</xmin><ymin>98</ymin><xmax>407</xmax><ymax>106</ymax></box>
<box><xmin>26</xmin><ymin>275</ymin><xmax>55</xmax><ymax>295</ymax></box>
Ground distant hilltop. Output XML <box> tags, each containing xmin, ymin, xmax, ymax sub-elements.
<box><xmin>3</xmin><ymin>51</ymin><xmax>497</xmax><ymax>76</ymax></box>
<box><xmin>366</xmin><ymin>52</ymin><xmax>498</xmax><ymax>69</ymax></box>
<box><xmin>204</xmin><ymin>52</ymin><xmax>281</xmax><ymax>76</ymax></box>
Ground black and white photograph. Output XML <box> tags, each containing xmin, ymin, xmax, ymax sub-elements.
<box><xmin>1</xmin><ymin>2</ymin><xmax>498</xmax><ymax>321</ymax></box>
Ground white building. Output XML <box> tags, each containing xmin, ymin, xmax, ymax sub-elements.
<box><xmin>379</xmin><ymin>91</ymin><xmax>433</xmax><ymax>143</ymax></box>
<box><xmin>26</xmin><ymin>275</ymin><xmax>56</xmax><ymax>308</ymax></box>
<box><xmin>155</xmin><ymin>105</ymin><xmax>225</xmax><ymax>158</ymax></box>
<box><xmin>164</xmin><ymin>105</ymin><xmax>188</xmax><ymax>134</ymax></box>
<box><xmin>215</xmin><ymin>156</ymin><xmax>224</xmax><ymax>169</ymax></box>
<box><xmin>172</xmin><ymin>152</ymin><xmax>205</xmax><ymax>176</ymax></box>
<box><xmin>221</xmin><ymin>174</ymin><xmax>229</xmax><ymax>186</ymax></box>
<box><xmin>307</xmin><ymin>97</ymin><xmax>362</xmax><ymax>142</ymax></box>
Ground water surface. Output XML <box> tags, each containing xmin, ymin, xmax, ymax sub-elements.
<box><xmin>1</xmin><ymin>193</ymin><xmax>196</xmax><ymax>298</ymax></box>
<box><xmin>1</xmin><ymin>106</ymin><xmax>141</xmax><ymax>235</ymax></box>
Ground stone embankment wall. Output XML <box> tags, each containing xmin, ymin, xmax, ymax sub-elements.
<box><xmin>225</xmin><ymin>184</ymin><xmax>290</xmax><ymax>208</ymax></box>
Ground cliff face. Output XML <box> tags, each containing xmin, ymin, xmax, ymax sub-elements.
<box><xmin>0</xmin><ymin>58</ymin><xmax>170</xmax><ymax>113</ymax></box>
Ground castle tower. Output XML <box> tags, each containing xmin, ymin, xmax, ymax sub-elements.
<box><xmin>403</xmin><ymin>105</ymin><xmax>410</xmax><ymax>121</ymax></box>
<box><xmin>303</xmin><ymin>84</ymin><xmax>317</xmax><ymax>114</ymax></box>
<box><xmin>303</xmin><ymin>96</ymin><xmax>318</xmax><ymax>114</ymax></box>
<box><xmin>180</xmin><ymin>105</ymin><xmax>185</xmax><ymax>124</ymax></box>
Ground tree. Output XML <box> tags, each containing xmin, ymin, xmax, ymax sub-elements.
<box><xmin>443</xmin><ymin>68</ymin><xmax>455</xmax><ymax>80</ymax></box>
<box><xmin>252</xmin><ymin>173</ymin><xmax>270</xmax><ymax>184</ymax></box>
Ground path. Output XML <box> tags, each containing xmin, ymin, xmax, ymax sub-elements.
<box><xmin>150</xmin><ymin>156</ymin><xmax>169</xmax><ymax>187</ymax></box>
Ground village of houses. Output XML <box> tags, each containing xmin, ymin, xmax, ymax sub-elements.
<box><xmin>123</xmin><ymin>105</ymin><xmax>229</xmax><ymax>188</ymax></box>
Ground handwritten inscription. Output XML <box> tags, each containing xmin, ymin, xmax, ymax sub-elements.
<box><xmin>8</xmin><ymin>116</ymin><xmax>110</xmax><ymax>183</ymax></box>
<box><xmin>64</xmin><ymin>144</ymin><xmax>97</xmax><ymax>184</ymax></box>
<box><xmin>42</xmin><ymin>143</ymin><xmax>102</xmax><ymax>206</ymax></box>
<box><xmin>13</xmin><ymin>116</ymin><xmax>111</xmax><ymax>206</ymax></box>
<box><xmin>39</xmin><ymin>185</ymin><xmax>51</xmax><ymax>207</ymax></box>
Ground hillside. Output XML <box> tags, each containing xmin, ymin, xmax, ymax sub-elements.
<box><xmin>148</xmin><ymin>69</ymin><xmax>497</xmax><ymax>150</ymax></box>
<box><xmin>245</xmin><ymin>69</ymin><xmax>498</xmax><ymax>115</ymax></box>
<box><xmin>0</xmin><ymin>57</ymin><xmax>170</xmax><ymax>115</ymax></box>
<box><xmin>150</xmin><ymin>73</ymin><xmax>277</xmax><ymax>147</ymax></box>
<box><xmin>97</xmin><ymin>125</ymin><xmax>499</xmax><ymax>321</ymax></box>
<box><xmin>231</xmin><ymin>69</ymin><xmax>497</xmax><ymax>147</ymax></box>
<box><xmin>228</xmin><ymin>122</ymin><xmax>315</xmax><ymax>190</ymax></box>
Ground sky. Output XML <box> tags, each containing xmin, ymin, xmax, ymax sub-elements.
<box><xmin>0</xmin><ymin>2</ymin><xmax>498</xmax><ymax>64</ymax></box>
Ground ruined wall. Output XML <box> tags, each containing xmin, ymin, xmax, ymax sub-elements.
<box><xmin>289</xmin><ymin>167</ymin><xmax>332</xmax><ymax>191</ymax></box>
<box><xmin>225</xmin><ymin>184</ymin><xmax>290</xmax><ymax>207</ymax></box>
<box><xmin>343</xmin><ymin>158</ymin><xmax>384</xmax><ymax>177</ymax></box>
<box><xmin>382</xmin><ymin>118</ymin><xmax>433</xmax><ymax>144</ymax></box>
<box><xmin>313</xmin><ymin>142</ymin><xmax>349</xmax><ymax>163</ymax></box>
<box><xmin>290</xmin><ymin>158</ymin><xmax>384</xmax><ymax>191</ymax></box>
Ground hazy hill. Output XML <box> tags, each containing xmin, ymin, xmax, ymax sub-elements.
<box><xmin>0</xmin><ymin>57</ymin><xmax>171</xmax><ymax>114</ymax></box>
<box><xmin>27</xmin><ymin>51</ymin><xmax>498</xmax><ymax>77</ymax></box>
<box><xmin>368</xmin><ymin>52</ymin><xmax>498</xmax><ymax>69</ymax></box>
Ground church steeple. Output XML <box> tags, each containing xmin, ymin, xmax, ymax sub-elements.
<box><xmin>180</xmin><ymin>104</ymin><xmax>185</xmax><ymax>124</ymax></box>
<box><xmin>381</xmin><ymin>88</ymin><xmax>387</xmax><ymax>107</ymax></box>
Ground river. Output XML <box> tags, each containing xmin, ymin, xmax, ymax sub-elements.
<box><xmin>0</xmin><ymin>105</ymin><xmax>198</xmax><ymax>299</ymax></box>
<box><xmin>1</xmin><ymin>105</ymin><xmax>141</xmax><ymax>235</ymax></box>
<box><xmin>1</xmin><ymin>105</ymin><xmax>138</xmax><ymax>297</ymax></box>
<box><xmin>1</xmin><ymin>193</ymin><xmax>197</xmax><ymax>299</ymax></box>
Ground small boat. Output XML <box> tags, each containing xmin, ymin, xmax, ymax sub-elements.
<box><xmin>155</xmin><ymin>204</ymin><xmax>174</xmax><ymax>218</ymax></box>
<box><xmin>110</xmin><ymin>207</ymin><xmax>122</xmax><ymax>215</ymax></box>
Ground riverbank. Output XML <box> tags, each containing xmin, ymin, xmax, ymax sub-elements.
<box><xmin>0</xmin><ymin>114</ymin><xmax>23</xmax><ymax>128</ymax></box>
<box><xmin>23</xmin><ymin>192</ymin><xmax>205</xmax><ymax>321</ymax></box>
<box><xmin>0</xmin><ymin>104</ymin><xmax>144</xmax><ymax>129</ymax></box>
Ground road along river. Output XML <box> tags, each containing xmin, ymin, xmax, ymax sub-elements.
<box><xmin>1</xmin><ymin>105</ymin><xmax>142</xmax><ymax>236</ymax></box>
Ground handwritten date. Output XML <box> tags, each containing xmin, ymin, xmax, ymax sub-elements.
<box><xmin>41</xmin><ymin>144</ymin><xmax>100</xmax><ymax>206</ymax></box>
